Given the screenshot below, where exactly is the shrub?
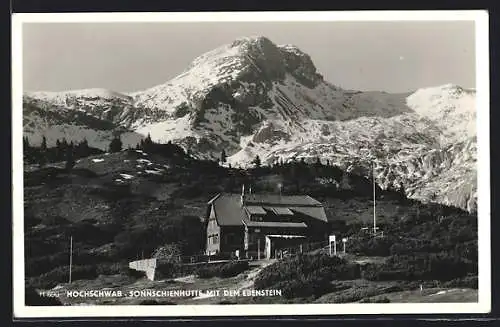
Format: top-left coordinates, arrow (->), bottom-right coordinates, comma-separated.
255,254 -> 354,290
325,287 -> 383,303
219,261 -> 249,278
25,252 -> 70,277
361,252 -> 477,282
196,266 -> 215,279
153,243 -> 182,262
443,275 -> 478,289
272,277 -> 334,299
196,261 -> 249,279
27,265 -> 99,290
96,262 -> 127,276
254,254 -> 358,299
121,267 -> 146,279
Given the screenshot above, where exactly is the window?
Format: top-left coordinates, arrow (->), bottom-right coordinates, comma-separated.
208,234 -> 219,245
250,214 -> 264,222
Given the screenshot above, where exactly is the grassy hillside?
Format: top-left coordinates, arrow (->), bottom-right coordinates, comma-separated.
23,147 -> 477,298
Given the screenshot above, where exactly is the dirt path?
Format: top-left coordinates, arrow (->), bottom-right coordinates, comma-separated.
190,259 -> 276,301
237,260 -> 276,291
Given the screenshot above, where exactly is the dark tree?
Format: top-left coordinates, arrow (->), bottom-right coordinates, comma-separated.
142,133 -> 154,152
40,136 -> 47,151
290,164 -> 300,192
37,152 -> 47,168
109,135 -> 123,153
398,184 -> 407,202
61,138 -> 68,151
252,155 -> 261,168
220,149 -> 227,163
23,136 -> 30,148
23,136 -> 34,162
315,156 -> 322,168
65,147 -> 76,171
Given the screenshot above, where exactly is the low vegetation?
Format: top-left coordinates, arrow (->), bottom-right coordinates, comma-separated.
196,261 -> 249,279
252,197 -> 477,301
23,137 -> 477,305
254,254 -> 359,299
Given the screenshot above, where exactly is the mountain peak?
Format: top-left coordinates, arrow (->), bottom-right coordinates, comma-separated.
229,35 -> 273,48
23,36 -> 477,212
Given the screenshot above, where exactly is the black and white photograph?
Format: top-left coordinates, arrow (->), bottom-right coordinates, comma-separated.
12,11 -> 490,317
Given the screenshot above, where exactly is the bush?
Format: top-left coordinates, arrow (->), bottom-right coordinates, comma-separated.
121,267 -> 146,279
325,287 -> 383,303
254,254 -> 358,299
153,243 -> 182,262
443,275 -> 478,289
96,262 -> 127,276
196,261 -> 249,279
27,265 -> 99,290
361,252 -> 477,282
219,261 -> 249,278
272,277 -> 334,299
255,254 -> 356,290
25,252 -> 70,277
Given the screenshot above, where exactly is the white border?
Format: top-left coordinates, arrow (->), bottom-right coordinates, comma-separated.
12,10 -> 490,318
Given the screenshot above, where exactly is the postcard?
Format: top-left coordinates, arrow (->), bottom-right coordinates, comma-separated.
12,10 -> 490,318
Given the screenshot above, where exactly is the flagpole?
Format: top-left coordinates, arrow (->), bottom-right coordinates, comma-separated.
69,236 -> 73,284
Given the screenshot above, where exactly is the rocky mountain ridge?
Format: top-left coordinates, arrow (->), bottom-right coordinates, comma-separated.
22,36 -> 477,212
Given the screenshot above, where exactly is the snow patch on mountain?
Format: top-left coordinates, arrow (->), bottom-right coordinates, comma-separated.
406,84 -> 476,144
133,114 -> 197,143
22,36 -> 477,211
25,88 -> 132,104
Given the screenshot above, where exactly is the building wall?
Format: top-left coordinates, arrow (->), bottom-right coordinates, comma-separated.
129,258 -> 157,281
220,226 -> 244,254
205,204 -> 221,255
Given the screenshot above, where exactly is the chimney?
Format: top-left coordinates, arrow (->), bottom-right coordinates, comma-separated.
241,184 -> 245,206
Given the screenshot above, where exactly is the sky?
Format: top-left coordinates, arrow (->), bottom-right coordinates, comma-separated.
22,21 -> 476,94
